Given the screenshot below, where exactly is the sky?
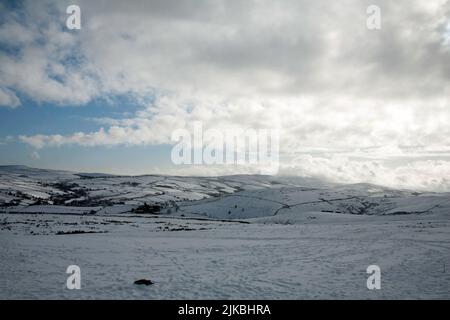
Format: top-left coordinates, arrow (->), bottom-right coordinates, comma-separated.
1,0 -> 450,191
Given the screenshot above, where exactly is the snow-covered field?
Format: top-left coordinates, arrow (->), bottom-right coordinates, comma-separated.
0,166 -> 449,299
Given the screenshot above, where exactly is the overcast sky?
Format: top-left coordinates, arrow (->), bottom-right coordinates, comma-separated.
1,0 -> 450,191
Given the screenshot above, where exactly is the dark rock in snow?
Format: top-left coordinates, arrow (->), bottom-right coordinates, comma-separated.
134,279 -> 154,286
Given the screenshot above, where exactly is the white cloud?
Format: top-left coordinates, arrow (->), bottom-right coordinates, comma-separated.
281,156 -> 450,192
2,0 -> 450,105
18,94 -> 450,191
3,0 -> 450,190
0,87 -> 20,108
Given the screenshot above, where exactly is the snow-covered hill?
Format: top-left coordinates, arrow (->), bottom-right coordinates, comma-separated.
1,165 -> 450,219
1,166 -> 450,299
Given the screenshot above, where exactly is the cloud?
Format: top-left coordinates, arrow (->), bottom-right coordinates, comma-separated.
0,87 -> 20,108
2,0 -> 450,104
281,155 -> 450,192
18,94 -> 450,191
3,0 -> 450,190
0,1 -> 99,105
19,94 -> 450,151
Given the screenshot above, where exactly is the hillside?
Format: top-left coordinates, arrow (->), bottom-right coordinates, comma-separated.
1,166 -> 449,220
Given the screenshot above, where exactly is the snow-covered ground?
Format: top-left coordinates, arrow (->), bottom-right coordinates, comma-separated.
0,166 -> 449,299
1,212 -> 449,299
